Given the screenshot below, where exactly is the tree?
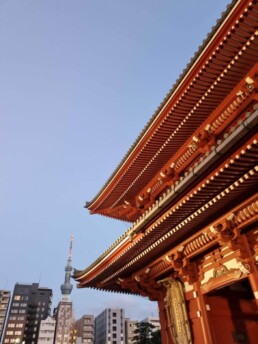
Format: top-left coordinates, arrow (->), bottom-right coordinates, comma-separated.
151,329 -> 161,344
132,322 -> 155,344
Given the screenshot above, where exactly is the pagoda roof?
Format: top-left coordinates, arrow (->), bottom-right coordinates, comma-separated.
74,0 -> 258,292
86,0 -> 258,222
75,107 -> 258,291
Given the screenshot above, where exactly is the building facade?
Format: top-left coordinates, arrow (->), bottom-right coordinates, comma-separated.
73,314 -> 94,344
54,301 -> 74,344
3,283 -> 52,344
0,290 -> 11,342
95,309 -> 125,344
37,315 -> 56,344
124,319 -> 137,344
74,1 -> 258,343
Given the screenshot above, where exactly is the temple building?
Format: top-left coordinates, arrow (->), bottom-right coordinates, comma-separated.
74,1 -> 258,343
54,236 -> 75,344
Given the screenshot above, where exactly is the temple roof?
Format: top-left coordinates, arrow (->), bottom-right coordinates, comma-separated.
75,106 -> 258,290
75,0 -> 258,292
86,0 -> 258,222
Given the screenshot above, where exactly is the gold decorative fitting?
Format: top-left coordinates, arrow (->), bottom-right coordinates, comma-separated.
245,76 -> 255,91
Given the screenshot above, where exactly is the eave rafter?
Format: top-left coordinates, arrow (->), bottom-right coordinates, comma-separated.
98,164 -> 258,289
116,195 -> 258,296
87,1 -> 258,221
75,128 -> 258,289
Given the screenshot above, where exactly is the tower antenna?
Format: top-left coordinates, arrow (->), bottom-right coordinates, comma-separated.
60,235 -> 74,300
69,235 -> 74,259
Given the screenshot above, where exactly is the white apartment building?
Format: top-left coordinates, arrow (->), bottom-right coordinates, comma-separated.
37,316 -> 56,344
141,316 -> 160,332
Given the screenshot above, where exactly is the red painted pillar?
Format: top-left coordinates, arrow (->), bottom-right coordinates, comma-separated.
193,282 -> 214,344
248,271 -> 258,308
242,234 -> 258,308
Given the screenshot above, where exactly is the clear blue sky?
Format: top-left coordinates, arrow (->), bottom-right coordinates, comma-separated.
1,0 -> 231,320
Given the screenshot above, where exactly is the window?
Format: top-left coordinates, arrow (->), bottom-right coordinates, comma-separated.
112,312 -> 116,317
14,295 -> 21,301
6,331 -> 14,335
113,333 -> 117,338
112,319 -> 116,324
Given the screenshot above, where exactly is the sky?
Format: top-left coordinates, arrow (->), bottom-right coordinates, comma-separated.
1,0 -> 231,320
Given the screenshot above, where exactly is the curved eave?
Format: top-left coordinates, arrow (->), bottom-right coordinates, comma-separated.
87,0 -> 258,219
75,108 -> 258,288
77,160 -> 258,290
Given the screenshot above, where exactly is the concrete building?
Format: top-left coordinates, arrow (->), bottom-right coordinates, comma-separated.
74,314 -> 94,344
124,319 -> 137,344
54,236 -> 75,344
37,315 -> 56,344
95,308 -> 125,344
0,290 -> 11,342
2,283 -> 52,344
